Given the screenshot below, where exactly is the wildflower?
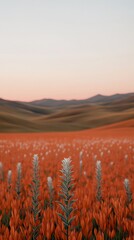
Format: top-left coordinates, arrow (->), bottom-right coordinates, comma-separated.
96,160 -> 102,201
31,154 -> 40,239
79,151 -> 83,175
47,176 -> 54,208
16,162 -> 22,197
7,170 -> 12,190
79,151 -> 83,161
93,155 -> 97,161
124,178 -> 132,204
124,154 -> 128,162
57,158 -> 76,240
0,162 -> 4,181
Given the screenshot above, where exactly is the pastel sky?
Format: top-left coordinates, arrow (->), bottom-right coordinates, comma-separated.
0,0 -> 134,101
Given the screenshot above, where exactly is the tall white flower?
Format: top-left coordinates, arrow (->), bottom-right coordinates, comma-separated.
47,176 -> 54,208
57,157 -> 76,240
96,160 -> 102,201
61,157 -> 72,173
80,160 -> 83,174
79,151 -> 83,175
16,162 -> 22,197
124,154 -> 128,160
33,154 -> 39,169
7,170 -> 12,190
79,151 -> 83,161
0,162 -> 4,181
124,178 -> 132,204
47,176 -> 53,192
31,154 -> 40,239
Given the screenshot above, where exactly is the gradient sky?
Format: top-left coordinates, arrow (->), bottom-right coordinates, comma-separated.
0,0 -> 134,101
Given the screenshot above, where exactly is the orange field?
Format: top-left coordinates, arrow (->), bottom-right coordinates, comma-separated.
0,126 -> 134,240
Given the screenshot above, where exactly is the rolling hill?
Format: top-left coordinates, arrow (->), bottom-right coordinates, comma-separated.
0,93 -> 134,132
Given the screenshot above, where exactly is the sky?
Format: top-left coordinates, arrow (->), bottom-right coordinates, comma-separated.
0,0 -> 134,101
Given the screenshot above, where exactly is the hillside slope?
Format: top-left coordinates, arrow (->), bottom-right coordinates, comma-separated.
0,93 -> 134,132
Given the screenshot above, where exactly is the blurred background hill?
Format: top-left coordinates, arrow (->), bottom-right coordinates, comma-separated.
0,93 -> 134,132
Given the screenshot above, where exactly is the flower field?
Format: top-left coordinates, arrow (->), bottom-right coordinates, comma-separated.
0,128 -> 134,240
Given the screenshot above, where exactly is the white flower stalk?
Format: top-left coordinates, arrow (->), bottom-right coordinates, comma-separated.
79,151 -> 83,175
47,176 -> 53,192
124,178 -> 132,204
16,162 -> 22,198
57,158 -> 76,240
96,160 -> 102,202
0,162 -> 4,181
93,155 -> 97,161
108,150 -> 110,154
47,176 -> 54,208
79,151 -> 83,161
110,161 -> 114,167
100,151 -> 103,157
79,160 -> 83,175
31,154 -> 40,240
124,154 -> 128,160
7,170 -> 12,190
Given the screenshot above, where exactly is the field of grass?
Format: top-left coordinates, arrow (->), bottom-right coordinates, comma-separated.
0,123 -> 133,239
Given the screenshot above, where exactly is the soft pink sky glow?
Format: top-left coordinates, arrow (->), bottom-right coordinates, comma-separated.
0,1 -> 134,101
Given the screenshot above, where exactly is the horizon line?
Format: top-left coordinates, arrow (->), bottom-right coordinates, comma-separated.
0,91 -> 134,103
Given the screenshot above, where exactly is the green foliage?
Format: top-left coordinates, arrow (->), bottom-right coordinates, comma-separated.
32,225 -> 40,240
1,210 -> 11,228
44,199 -> 49,210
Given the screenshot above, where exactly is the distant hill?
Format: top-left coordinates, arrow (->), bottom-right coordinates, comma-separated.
0,93 -> 134,132
31,93 -> 134,107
